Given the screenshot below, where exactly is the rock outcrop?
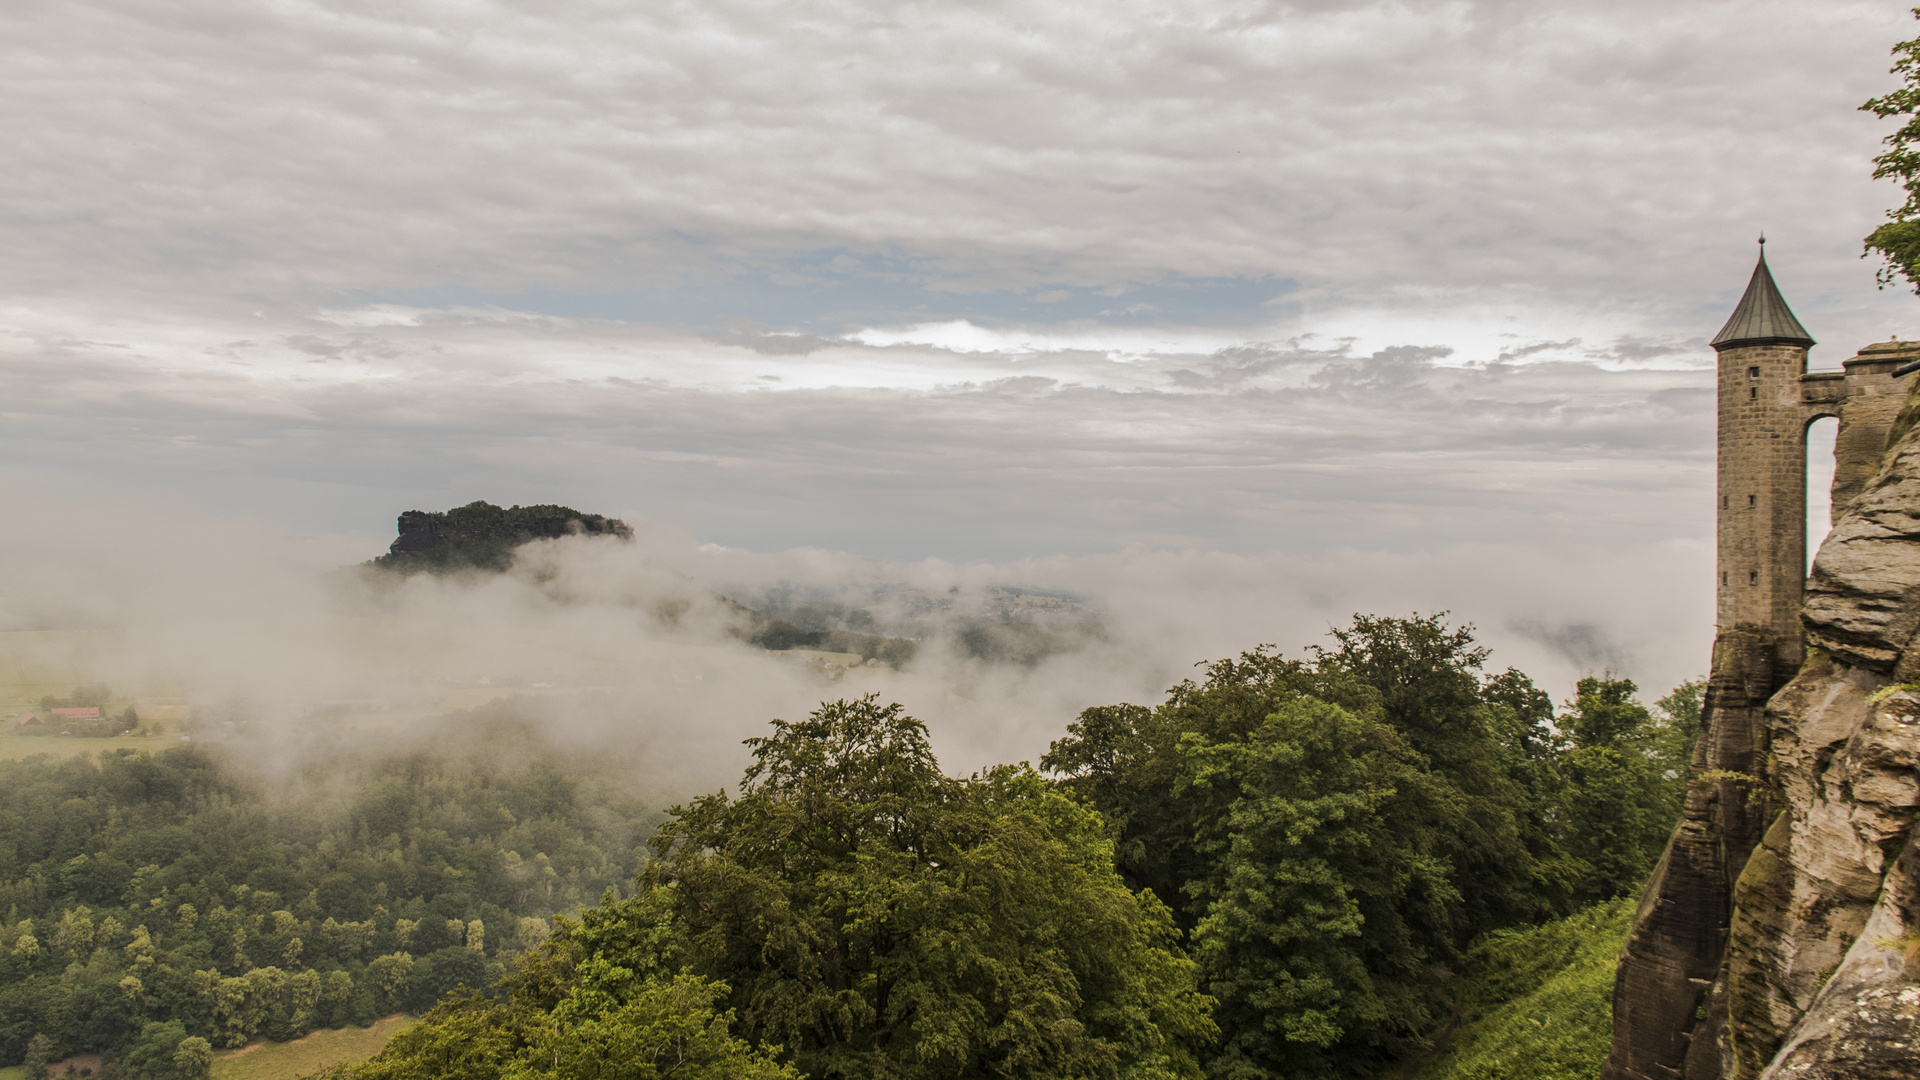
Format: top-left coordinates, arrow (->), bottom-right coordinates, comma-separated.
370,500 -> 634,573
1605,384 -> 1920,1078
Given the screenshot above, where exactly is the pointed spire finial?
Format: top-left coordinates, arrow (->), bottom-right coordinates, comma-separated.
1712,242 -> 1814,351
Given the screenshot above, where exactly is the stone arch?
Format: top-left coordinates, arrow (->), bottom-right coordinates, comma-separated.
1805,413 -> 1840,570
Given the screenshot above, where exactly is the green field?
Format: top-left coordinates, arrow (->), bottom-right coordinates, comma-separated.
0,1019 -> 410,1080
209,1016 -> 413,1080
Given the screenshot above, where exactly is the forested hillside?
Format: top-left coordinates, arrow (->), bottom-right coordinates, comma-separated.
0,711 -> 658,1066
4,615 -> 1697,1080
1041,614 -> 1694,1078
321,615 -> 1696,1080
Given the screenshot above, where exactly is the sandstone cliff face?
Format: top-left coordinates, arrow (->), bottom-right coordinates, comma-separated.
1606,389 -> 1920,1079
1725,413 -> 1920,1078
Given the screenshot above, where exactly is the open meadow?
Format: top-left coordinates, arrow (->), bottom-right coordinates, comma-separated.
207,1017 -> 412,1080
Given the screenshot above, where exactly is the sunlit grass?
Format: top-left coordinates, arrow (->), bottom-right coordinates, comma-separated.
1404,897 -> 1635,1080
209,1016 -> 413,1080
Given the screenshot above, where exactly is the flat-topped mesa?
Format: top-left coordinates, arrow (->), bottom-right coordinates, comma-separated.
371,500 -> 633,574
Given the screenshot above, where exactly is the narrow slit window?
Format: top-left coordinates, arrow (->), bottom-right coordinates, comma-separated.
1749,571 -> 1759,585
1748,366 -> 1761,379
1722,571 -> 1728,586
1751,387 -> 1758,399
1748,495 -> 1756,507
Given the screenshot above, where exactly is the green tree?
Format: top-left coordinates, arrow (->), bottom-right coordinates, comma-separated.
1652,679 -> 1705,786
528,975 -> 798,1080
21,1033 -> 51,1080
1183,698 -> 1457,1080
347,977 -> 794,1080
1553,677 -> 1674,905
1045,615 -> 1579,1080
171,1038 -> 212,1080
647,695 -> 1216,1080
124,1021 -> 190,1080
1865,9 -> 1920,291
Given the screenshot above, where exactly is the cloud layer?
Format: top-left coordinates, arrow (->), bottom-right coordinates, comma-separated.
1,0 -> 1902,729
4,0 -> 1913,338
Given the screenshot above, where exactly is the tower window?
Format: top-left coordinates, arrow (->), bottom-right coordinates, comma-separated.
1751,387 -> 1758,399
1722,571 -> 1728,586
1749,571 -> 1759,585
1748,495 -> 1756,507
1722,495 -> 1728,509
1748,366 -> 1761,379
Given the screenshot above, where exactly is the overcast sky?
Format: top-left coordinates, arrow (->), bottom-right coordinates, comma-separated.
3,0 -> 1916,702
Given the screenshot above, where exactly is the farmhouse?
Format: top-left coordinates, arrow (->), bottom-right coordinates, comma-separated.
49,706 -> 101,721
14,712 -> 43,729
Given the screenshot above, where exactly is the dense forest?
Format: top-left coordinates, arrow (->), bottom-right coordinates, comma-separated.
3,614 -> 1698,1080
0,711 -> 659,1070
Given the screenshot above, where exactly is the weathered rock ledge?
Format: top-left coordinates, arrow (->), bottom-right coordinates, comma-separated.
1604,387 -> 1920,1079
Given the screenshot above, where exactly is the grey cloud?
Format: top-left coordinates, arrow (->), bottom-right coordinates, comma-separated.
0,483 -> 1713,782
0,316 -> 1713,562
1589,336 -> 1706,364
1308,345 -> 1454,394
0,0 -> 1910,336
1506,619 -> 1639,680
1164,342 -> 1333,389
1496,338 -> 1583,363
699,326 -> 839,355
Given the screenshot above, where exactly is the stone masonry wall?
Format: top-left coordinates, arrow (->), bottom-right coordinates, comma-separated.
1717,342 -> 1813,684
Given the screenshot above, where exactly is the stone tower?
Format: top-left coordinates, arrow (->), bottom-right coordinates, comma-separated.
1711,241 -> 1817,686
1710,242 -> 1920,687
1601,248 -> 1920,1080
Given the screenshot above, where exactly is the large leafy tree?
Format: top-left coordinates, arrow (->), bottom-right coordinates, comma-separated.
1044,615 -> 1571,1080
333,864 -> 795,1080
1183,698 -> 1456,1080
646,695 -> 1216,1080
1552,677 -> 1686,906
1863,9 -> 1920,290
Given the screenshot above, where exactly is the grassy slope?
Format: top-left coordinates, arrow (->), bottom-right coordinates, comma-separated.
209,1017 -> 413,1080
1405,897 -> 1635,1080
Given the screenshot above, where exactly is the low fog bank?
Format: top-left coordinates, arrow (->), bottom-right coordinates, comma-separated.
0,488 -> 1712,793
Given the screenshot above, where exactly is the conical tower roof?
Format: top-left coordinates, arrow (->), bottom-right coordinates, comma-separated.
1711,242 -> 1815,350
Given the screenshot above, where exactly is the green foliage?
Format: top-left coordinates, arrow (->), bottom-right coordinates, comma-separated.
20,1035 -> 49,1080
0,715 -> 658,1063
1185,699 -> 1456,1079
1044,615 -> 1698,1080
1863,10 -> 1920,291
1555,677 -> 1689,906
171,1038 -> 211,1080
341,975 -> 793,1080
1404,898 -> 1635,1080
1652,679 -> 1704,781
125,1022 -> 195,1080
647,694 -> 1216,1080
724,599 -> 920,669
